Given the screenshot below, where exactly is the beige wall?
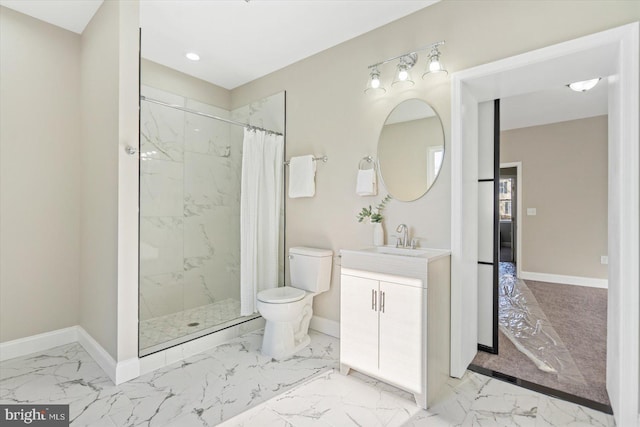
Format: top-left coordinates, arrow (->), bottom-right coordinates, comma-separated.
0,7 -> 81,342
1,0 -> 636,344
116,0 -> 141,363
230,0 -> 638,322
142,59 -> 231,109
80,0 -> 140,360
501,116 -> 608,280
80,0 -> 120,358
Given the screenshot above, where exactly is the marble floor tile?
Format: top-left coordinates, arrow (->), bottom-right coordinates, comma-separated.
535,396 -> 615,427
221,368 -> 616,427
1,328 -> 617,427
1,330 -> 337,427
0,343 -> 131,427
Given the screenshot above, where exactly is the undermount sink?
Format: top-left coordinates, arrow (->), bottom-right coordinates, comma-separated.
340,246 -> 451,278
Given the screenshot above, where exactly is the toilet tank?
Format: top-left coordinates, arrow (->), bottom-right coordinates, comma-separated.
289,247 -> 333,293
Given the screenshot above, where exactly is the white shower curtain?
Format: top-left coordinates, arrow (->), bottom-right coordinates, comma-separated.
240,128 -> 284,316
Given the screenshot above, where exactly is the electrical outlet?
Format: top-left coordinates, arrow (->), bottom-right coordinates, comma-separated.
601,256 -> 608,265
527,208 -> 537,216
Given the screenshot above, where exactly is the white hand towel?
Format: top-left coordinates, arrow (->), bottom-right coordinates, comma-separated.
288,155 -> 316,198
356,168 -> 377,196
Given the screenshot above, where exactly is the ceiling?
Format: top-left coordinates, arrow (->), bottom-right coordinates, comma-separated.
0,0 -> 103,33
501,79 -> 608,130
1,0 -> 607,127
139,1 -> 438,89
1,0 -> 437,89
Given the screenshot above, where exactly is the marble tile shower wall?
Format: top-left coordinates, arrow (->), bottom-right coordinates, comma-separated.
140,86 -> 242,321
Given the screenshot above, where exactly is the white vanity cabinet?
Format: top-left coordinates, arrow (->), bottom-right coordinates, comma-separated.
340,269 -> 426,406
339,248 -> 451,410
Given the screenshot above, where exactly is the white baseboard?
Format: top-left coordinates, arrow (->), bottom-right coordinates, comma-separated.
76,326 -> 117,383
309,315 -> 340,338
115,357 -> 141,384
520,271 -> 608,289
0,326 -> 78,362
76,326 -> 140,385
0,326 -> 139,385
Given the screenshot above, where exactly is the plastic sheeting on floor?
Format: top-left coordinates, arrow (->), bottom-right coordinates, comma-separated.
499,263 -> 587,385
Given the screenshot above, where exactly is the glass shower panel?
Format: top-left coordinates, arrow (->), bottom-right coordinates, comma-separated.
138,86 -> 285,356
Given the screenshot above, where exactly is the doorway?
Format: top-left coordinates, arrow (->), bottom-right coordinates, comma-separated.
498,170 -> 516,265
450,22 -> 639,425
472,111 -> 610,411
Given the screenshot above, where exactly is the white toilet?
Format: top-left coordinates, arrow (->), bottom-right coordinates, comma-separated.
257,247 -> 332,359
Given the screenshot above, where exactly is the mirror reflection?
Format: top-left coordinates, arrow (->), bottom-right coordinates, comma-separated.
378,99 -> 444,202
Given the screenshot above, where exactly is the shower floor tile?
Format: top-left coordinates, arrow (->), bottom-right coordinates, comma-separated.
140,298 -> 245,351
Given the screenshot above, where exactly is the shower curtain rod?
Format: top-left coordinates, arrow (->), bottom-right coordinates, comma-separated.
140,95 -> 283,136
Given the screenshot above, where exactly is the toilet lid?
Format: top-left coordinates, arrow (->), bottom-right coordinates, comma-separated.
257,287 -> 306,304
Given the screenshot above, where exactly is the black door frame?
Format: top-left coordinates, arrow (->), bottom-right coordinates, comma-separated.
477,99 -> 500,355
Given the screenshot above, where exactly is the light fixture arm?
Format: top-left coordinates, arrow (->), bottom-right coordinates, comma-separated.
367,41 -> 445,69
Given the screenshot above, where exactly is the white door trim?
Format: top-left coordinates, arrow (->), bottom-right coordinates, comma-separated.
451,22 -> 639,425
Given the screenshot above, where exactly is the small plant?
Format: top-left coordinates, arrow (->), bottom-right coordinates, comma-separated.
356,195 -> 391,224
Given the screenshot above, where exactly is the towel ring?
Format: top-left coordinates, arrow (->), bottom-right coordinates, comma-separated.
358,156 -> 375,170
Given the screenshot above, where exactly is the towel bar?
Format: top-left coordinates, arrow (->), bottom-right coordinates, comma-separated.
284,155 -> 328,166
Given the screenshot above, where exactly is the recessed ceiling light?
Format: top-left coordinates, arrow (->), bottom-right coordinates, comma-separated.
185,52 -> 200,61
568,78 -> 601,92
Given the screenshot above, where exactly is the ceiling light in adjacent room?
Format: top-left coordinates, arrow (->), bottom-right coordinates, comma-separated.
568,78 -> 601,92
186,52 -> 200,61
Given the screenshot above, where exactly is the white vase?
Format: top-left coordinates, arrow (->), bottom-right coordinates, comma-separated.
372,222 -> 384,246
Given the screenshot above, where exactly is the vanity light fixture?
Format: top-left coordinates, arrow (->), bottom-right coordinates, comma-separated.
185,52 -> 200,61
365,41 -> 446,95
568,77 -> 601,92
391,54 -> 417,88
365,66 -> 386,95
423,43 -> 447,76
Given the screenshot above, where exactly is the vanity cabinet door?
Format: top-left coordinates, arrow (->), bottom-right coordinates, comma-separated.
378,281 -> 425,393
340,274 -> 379,375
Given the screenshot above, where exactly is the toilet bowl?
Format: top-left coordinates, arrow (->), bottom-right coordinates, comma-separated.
257,247 -> 332,359
257,287 -> 314,359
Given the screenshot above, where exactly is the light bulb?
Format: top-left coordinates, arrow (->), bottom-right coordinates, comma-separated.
398,69 -> 408,81
365,69 -> 385,95
185,52 -> 200,61
568,78 -> 601,92
429,58 -> 441,72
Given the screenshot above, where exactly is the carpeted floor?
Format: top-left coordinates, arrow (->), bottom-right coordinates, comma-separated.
472,275 -> 609,406
500,246 -> 513,262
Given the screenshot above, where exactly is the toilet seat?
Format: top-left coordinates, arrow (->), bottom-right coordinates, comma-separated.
258,287 -> 306,304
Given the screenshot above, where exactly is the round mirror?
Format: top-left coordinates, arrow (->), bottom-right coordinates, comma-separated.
377,99 -> 444,202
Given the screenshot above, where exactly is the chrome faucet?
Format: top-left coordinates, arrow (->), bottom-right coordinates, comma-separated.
396,224 -> 408,248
